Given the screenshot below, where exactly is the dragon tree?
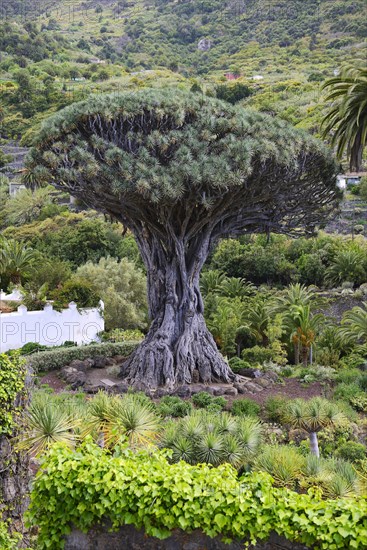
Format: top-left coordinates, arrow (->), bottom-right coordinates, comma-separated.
27,90 -> 340,388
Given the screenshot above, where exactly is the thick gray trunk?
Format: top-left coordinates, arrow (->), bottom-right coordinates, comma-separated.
122,241 -> 234,389
309,432 -> 320,457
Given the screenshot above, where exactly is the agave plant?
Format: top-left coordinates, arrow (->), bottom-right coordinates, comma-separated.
17,395 -> 78,456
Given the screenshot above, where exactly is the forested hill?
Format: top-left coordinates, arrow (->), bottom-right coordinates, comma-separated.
0,0 -> 366,143
1,0 -> 366,72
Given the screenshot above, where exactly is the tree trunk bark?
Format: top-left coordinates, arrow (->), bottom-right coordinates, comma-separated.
302,345 -> 309,367
309,432 -> 320,457
121,234 -> 235,389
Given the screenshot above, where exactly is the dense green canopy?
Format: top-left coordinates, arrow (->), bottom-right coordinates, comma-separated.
27,89 -> 340,388
28,89 -> 339,238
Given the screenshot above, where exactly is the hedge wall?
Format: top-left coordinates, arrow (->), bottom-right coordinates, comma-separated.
25,341 -> 138,372
28,441 -> 367,550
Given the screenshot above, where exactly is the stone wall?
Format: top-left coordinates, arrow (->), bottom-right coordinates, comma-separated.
65,524 -> 309,550
0,301 -> 104,352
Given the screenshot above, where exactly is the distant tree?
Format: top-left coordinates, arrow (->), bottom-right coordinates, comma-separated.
76,257 -> 147,330
322,64 -> 367,171
27,90 -> 339,388
215,82 -> 252,104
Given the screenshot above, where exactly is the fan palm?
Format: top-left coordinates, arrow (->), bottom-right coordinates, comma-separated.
0,239 -> 39,285
283,398 -> 344,457
322,64 -> 367,171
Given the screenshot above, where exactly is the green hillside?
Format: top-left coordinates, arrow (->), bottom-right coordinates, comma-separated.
0,0 -> 366,142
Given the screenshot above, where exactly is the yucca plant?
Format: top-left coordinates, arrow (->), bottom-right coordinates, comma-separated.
283,398 -> 344,457
17,396 -> 78,456
254,445 -> 305,489
160,411 -> 262,468
106,394 -> 161,449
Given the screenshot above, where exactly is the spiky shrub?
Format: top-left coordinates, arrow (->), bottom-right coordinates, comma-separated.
27,89 -> 340,389
17,393 -> 79,456
83,391 -> 160,449
160,411 -> 262,468
254,445 -> 305,489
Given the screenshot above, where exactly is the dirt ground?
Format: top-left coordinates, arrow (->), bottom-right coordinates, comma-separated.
38,369 -> 327,405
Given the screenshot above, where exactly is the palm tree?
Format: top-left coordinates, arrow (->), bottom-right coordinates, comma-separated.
289,304 -> 325,366
322,64 -> 367,171
3,186 -> 54,226
0,239 -> 39,285
283,398 -> 344,457
325,248 -> 366,287
340,303 -> 367,344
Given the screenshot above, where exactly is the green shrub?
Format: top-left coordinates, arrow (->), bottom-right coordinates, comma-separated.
26,341 -> 138,372
228,357 -> 252,373
335,369 -> 362,385
101,329 -> 145,343
20,342 -> 48,354
242,345 -> 274,365
231,398 -> 260,417
333,383 -> 361,402
191,392 -> 227,410
358,374 -> 367,391
349,394 -> 367,412
28,442 -> 367,550
157,396 -> 192,418
51,277 -> 100,309
264,396 -> 288,423
336,442 -> 366,463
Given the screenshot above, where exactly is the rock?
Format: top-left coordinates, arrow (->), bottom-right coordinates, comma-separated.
238,368 -> 262,379
60,366 -> 78,380
244,381 -> 262,393
174,385 -> 192,398
69,359 -> 91,372
111,355 -> 127,365
70,372 -> 86,389
155,388 -> 170,398
257,378 -> 272,388
114,382 -> 129,394
265,371 -> 279,382
224,387 -> 238,396
100,378 -> 117,388
213,387 -> 226,396
84,383 -> 105,394
233,383 -> 247,394
92,356 -> 109,368
198,38 -> 212,51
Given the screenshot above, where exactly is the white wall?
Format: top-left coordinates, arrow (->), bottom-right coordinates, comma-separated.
0,301 -> 104,353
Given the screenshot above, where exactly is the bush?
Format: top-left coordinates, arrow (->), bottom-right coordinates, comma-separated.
358,374 -> 367,391
333,383 -> 361,402
231,398 -> 260,417
51,277 -> 100,309
242,345 -> 274,365
336,442 -> 366,463
28,442 -> 367,550
101,329 -> 145,343
25,341 -> 138,372
20,342 -> 48,355
157,396 -> 192,418
264,396 -> 288,423
350,394 -> 367,412
192,392 -> 227,410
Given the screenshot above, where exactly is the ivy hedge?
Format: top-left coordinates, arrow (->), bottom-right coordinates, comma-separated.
28,441 -> 367,550
0,352 -> 26,435
25,341 -> 139,372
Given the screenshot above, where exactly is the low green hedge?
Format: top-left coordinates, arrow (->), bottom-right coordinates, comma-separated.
25,341 -> 139,372
28,441 -> 367,549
